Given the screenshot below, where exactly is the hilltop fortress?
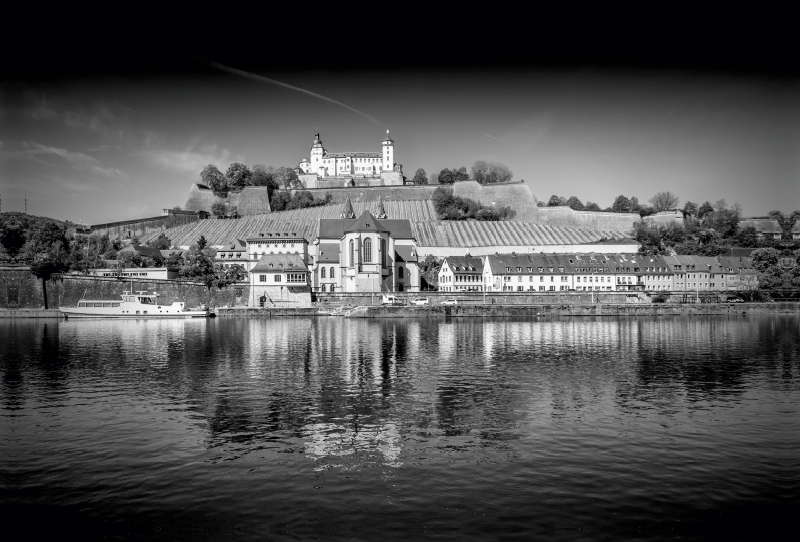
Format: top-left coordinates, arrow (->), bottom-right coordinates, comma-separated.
177,130 -> 643,236
296,131 -> 404,188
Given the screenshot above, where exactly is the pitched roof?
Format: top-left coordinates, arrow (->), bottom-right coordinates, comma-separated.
317,243 -> 340,263
119,245 -> 164,258
318,217 -> 414,239
250,253 -> 307,273
345,211 -> 388,233
740,218 -> 782,234
443,256 -> 484,273
395,245 -> 417,262
219,239 -> 247,252
341,196 -> 355,219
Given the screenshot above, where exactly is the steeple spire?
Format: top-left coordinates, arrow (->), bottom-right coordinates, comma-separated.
376,197 -> 387,219
341,196 -> 355,219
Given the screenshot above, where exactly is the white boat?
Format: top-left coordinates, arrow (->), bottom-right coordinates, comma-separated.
59,291 -> 209,319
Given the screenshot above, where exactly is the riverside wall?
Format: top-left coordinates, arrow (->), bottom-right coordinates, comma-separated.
343,303 -> 800,318
0,273 -> 252,309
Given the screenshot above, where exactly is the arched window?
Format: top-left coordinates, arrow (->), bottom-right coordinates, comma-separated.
321,284 -> 326,292
349,240 -> 354,268
330,267 -> 335,278
330,285 -> 335,292
321,267 -> 326,279
398,266 -> 404,279
381,239 -> 386,268
364,238 -> 372,263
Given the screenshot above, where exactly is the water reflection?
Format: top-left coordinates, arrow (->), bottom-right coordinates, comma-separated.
2,315 -> 799,540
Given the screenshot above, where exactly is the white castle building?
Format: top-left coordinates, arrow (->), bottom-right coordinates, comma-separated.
295,131 -> 404,189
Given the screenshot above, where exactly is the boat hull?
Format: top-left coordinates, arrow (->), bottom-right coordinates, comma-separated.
59,308 -> 208,319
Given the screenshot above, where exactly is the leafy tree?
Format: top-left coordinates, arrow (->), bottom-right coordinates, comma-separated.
611,195 -> 632,213
455,167 -> 469,182
649,191 -> 680,212
201,164 -> 227,196
585,202 -> 601,211
211,202 -> 227,218
225,162 -> 252,192
536,200 -> 546,207
683,201 -> 698,217
146,233 -> 172,250
634,222 -> 687,256
438,168 -> 455,184
565,196 -> 584,211
471,160 -> 513,184
547,195 -> 562,206
23,222 -> 71,308
179,238 -> 217,289
165,252 -> 184,269
116,250 -> 144,269
213,264 -> 247,290
697,201 -> 714,219
412,168 -> 428,185
751,247 -> 783,290
431,187 -> 511,221
714,199 -> 728,212
270,191 -> 292,212
0,219 -> 26,257
733,226 -> 759,247
273,167 -> 301,190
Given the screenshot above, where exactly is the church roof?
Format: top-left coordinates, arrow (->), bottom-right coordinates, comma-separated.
317,243 -> 340,263
345,211 -> 388,233
341,196 -> 355,219
395,245 -> 417,262
318,216 -> 414,239
250,253 -> 307,273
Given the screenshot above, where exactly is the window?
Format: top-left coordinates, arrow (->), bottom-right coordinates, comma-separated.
287,273 -> 305,283
398,266 -> 404,279
321,267 -> 326,279
381,239 -> 386,267
330,267 -> 335,278
349,240 -> 355,268
321,284 -> 326,292
259,275 -> 266,283
364,238 -> 372,263
540,276 -> 544,282
274,275 -> 281,282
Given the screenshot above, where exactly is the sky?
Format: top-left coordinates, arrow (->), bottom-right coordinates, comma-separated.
2,42 -> 798,225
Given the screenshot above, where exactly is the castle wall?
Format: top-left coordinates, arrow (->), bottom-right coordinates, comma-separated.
535,206 -> 640,233
183,184 -> 273,216
416,243 -> 639,258
452,181 -> 539,221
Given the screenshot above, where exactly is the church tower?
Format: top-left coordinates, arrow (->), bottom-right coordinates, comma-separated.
381,130 -> 394,171
310,132 -> 325,175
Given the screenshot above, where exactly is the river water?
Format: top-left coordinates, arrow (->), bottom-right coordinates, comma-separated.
1,315 -> 799,541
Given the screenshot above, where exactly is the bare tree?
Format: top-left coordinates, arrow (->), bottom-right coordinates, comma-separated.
648,191 -> 680,212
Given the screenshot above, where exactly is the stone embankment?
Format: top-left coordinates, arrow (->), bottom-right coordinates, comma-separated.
341,303 -> 800,318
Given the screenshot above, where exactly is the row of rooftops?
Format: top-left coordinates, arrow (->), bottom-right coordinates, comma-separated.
443,253 -> 758,276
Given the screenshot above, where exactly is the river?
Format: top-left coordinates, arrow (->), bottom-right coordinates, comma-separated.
2,315 -> 799,541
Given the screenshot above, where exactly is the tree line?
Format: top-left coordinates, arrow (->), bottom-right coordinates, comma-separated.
0,215 -> 245,307
431,187 -> 514,221
409,161 -> 515,186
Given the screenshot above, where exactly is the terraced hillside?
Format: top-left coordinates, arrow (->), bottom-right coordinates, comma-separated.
140,200 -> 632,251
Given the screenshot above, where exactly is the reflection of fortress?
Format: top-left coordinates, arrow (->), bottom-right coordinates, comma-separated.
296,131 -> 404,189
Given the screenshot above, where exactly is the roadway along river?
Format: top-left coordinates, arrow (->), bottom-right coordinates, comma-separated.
2,315 -> 799,541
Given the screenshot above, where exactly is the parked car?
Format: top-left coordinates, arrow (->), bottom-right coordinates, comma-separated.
441,298 -> 458,306
727,297 -> 745,303
381,294 -> 404,306
410,297 -> 430,306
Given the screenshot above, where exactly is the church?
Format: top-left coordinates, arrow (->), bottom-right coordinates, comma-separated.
311,197 -> 419,293
296,131 -> 404,189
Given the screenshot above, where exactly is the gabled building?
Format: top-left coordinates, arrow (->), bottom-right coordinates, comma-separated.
638,255 -> 673,291
662,255 -> 726,291
739,218 -> 783,240
438,256 -> 484,292
215,239 -> 249,270
718,256 -> 758,291
246,231 -> 308,272
249,253 -> 311,308
311,198 -> 419,293
605,253 -> 645,291
483,253 -> 583,292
